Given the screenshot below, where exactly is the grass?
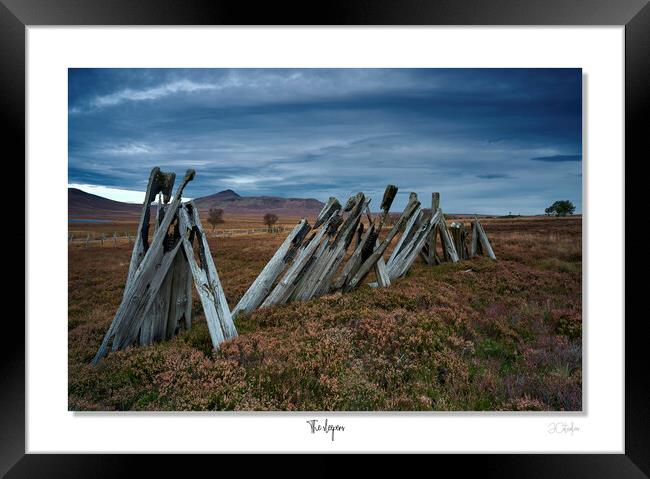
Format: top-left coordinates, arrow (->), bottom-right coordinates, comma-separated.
68,215 -> 582,411
68,213 -> 310,238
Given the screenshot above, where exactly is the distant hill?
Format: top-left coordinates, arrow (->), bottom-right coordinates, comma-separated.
68,187 -> 325,219
195,189 -> 241,203
193,190 -> 324,217
68,188 -> 141,218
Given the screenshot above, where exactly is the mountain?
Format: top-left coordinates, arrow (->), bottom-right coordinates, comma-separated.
193,190 -> 325,217
68,188 -> 141,218
195,189 -> 241,202
68,187 -> 325,219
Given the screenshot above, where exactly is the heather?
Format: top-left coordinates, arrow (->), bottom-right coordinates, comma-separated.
68,216 -> 582,411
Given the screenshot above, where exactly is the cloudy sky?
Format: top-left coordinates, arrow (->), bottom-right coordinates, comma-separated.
68,68 -> 582,214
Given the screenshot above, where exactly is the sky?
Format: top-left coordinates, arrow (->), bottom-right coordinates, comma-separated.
68,68 -> 582,214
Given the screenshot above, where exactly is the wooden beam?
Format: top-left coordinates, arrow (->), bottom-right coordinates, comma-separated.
374,238 -> 391,287
314,197 -> 342,228
232,218 -> 311,318
112,239 -> 184,352
295,193 -> 366,299
431,192 -> 440,212
336,185 -> 397,290
138,199 -> 169,345
450,222 -> 466,260
474,217 -> 497,260
387,207 -> 423,267
125,167 -> 176,289
332,214 -> 375,290
388,209 -> 442,280
470,221 -> 479,257
179,202 -> 238,348
91,169 -> 194,365
290,230 -> 335,301
138,253 -> 175,345
165,247 -> 193,338
345,192 -> 421,291
437,209 -> 460,263
261,210 -> 342,308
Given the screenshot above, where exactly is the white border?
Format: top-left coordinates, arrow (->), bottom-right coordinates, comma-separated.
26,27 -> 624,453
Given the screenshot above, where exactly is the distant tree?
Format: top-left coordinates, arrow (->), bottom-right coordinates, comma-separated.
545,200 -> 576,217
263,213 -> 279,232
207,208 -> 225,231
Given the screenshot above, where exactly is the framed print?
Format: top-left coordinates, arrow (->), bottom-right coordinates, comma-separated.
5,0 -> 648,474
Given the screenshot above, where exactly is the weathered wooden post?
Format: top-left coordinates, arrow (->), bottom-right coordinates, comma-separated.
473,217 -> 496,260
387,209 -> 442,280
125,167 -> 176,289
92,169 -> 194,365
470,221 -> 485,257
450,222 -> 466,260
333,185 -> 396,291
346,192 -> 420,291
232,218 -> 312,318
262,197 -> 349,307
387,208 -> 422,266
179,201 -> 238,344
93,175 -> 496,365
426,192 -> 440,264
437,211 -> 460,263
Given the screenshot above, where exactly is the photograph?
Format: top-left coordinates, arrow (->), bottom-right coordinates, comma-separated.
67,67 -> 583,412
6,0 -> 644,470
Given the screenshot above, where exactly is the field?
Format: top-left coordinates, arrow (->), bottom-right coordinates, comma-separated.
68,215 -> 582,411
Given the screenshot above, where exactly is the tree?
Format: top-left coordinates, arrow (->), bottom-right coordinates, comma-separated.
207,208 -> 225,231
263,213 -> 279,232
545,200 -> 576,217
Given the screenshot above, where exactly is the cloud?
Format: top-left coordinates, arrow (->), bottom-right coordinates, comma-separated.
70,70 -> 425,114
530,154 -> 581,162
68,68 -> 583,215
476,174 -> 513,179
90,80 -> 222,109
98,143 -> 155,155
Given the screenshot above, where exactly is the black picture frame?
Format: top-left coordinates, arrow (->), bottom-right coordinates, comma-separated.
5,0 -> 648,475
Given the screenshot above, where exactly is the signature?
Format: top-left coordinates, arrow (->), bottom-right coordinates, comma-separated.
306,419 -> 345,441
548,421 -> 580,435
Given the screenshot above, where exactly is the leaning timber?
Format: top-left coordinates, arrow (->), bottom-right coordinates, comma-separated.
92,168 -> 239,365
346,192 -> 421,291
387,207 -> 423,267
474,217 -> 496,260
92,169 -> 195,365
297,193 -> 365,299
125,168 -> 176,289
261,210 -> 342,308
93,172 -> 498,363
232,218 -> 312,318
164,247 -> 193,336
178,202 -> 237,348
450,222 -> 470,260
437,210 -> 460,263
287,199 -> 346,301
426,193 -> 440,264
388,209 -> 442,280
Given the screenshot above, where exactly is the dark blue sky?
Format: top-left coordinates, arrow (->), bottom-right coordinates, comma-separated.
68,68 -> 582,214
